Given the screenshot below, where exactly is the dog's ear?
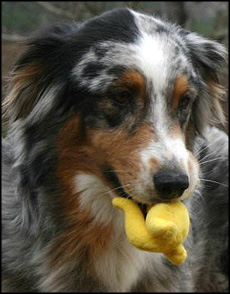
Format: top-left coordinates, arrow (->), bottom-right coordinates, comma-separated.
3,24 -> 77,124
183,31 -> 228,134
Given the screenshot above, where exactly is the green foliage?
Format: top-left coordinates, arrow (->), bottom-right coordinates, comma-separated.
2,2 -> 57,35
189,19 -> 215,37
2,2 -> 228,39
2,124 -> 7,138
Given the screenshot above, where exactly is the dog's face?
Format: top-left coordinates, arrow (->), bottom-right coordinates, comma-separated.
67,38 -> 200,203
5,9 -> 226,208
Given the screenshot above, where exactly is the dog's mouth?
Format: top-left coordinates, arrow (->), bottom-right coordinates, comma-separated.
115,188 -> 149,218
118,193 -> 172,218
113,187 -> 149,217
136,202 -> 148,218
102,165 -> 177,217
102,166 -> 153,218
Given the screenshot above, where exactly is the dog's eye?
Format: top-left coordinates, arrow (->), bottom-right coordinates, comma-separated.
177,94 -> 193,126
112,91 -> 131,105
178,95 -> 190,110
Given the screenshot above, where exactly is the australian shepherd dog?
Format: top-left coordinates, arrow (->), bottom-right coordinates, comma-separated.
2,8 -> 228,292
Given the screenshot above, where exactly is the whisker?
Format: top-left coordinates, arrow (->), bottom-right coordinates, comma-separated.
196,152 -> 212,162
200,178 -> 228,188
199,157 -> 227,165
192,189 -> 207,207
104,170 -> 127,174
101,183 -> 131,197
194,140 -> 219,157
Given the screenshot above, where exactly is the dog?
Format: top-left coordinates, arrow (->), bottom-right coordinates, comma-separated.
2,8 -> 228,292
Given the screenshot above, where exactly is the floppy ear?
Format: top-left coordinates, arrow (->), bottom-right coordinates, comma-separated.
184,32 -> 228,134
3,24 -> 77,124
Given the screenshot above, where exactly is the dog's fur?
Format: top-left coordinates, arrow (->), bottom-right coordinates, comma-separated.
2,8 -> 228,292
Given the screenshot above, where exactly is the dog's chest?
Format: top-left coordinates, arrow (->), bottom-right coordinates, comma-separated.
94,236 -> 154,291
93,214 -> 158,292
76,177 -> 161,291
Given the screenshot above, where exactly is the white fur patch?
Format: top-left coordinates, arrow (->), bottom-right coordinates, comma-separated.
94,237 -> 159,292
135,33 -> 170,92
74,173 -> 116,224
138,137 -> 199,202
74,173 -> 164,291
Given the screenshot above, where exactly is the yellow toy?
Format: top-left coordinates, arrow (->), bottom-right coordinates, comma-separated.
112,197 -> 190,265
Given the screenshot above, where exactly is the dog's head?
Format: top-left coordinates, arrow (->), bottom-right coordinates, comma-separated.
4,9 -> 227,208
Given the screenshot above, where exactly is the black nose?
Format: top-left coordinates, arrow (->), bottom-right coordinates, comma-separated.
153,169 -> 189,199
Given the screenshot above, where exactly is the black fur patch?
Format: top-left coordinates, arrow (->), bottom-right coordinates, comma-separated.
75,8 -> 138,44
82,62 -> 107,79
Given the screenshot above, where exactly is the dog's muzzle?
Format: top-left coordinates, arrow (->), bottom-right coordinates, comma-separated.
153,169 -> 189,200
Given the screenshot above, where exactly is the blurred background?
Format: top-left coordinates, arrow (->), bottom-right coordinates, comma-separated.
2,1 -> 228,134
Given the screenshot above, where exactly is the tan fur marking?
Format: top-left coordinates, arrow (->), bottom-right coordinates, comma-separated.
206,80 -> 226,125
54,115 -> 113,268
120,70 -> 145,90
170,124 -> 185,139
49,203 -> 112,269
55,114 -> 156,267
56,115 -> 155,195
149,157 -> 161,173
3,63 -> 44,119
117,70 -> 146,103
172,75 -> 188,111
149,157 -> 158,165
